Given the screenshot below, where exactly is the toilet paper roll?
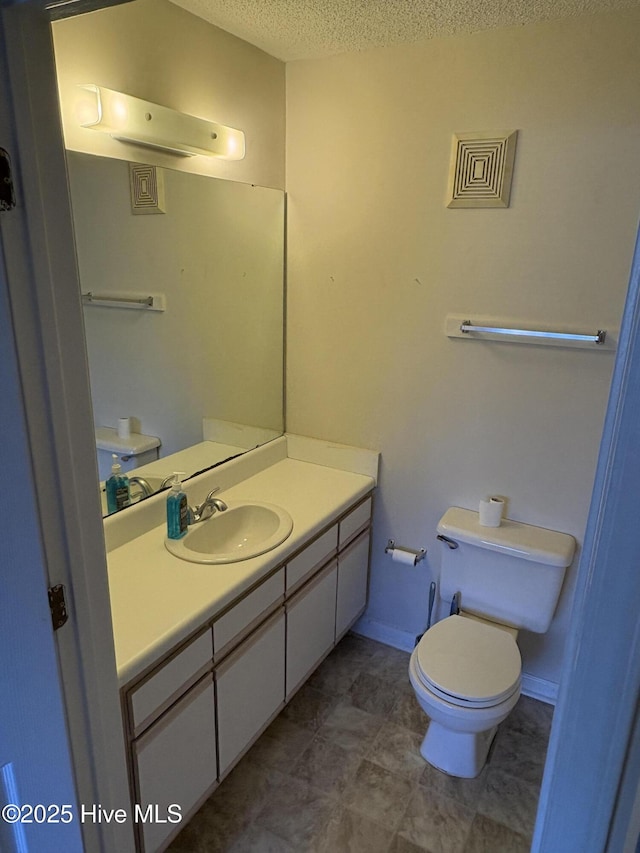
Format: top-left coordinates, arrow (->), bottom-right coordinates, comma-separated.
117,417 -> 131,440
479,497 -> 504,527
391,548 -> 418,567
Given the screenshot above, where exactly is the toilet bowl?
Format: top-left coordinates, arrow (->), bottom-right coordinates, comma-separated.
409,614 -> 521,777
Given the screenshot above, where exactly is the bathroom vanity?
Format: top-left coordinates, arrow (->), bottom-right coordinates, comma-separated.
104,435 -> 378,853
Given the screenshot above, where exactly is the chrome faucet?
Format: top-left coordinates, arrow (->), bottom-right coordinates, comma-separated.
189,487 -> 228,524
129,476 -> 154,501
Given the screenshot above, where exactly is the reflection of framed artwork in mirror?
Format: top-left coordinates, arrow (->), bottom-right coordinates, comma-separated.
129,163 -> 166,215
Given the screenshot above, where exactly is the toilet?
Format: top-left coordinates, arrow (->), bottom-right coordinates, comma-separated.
409,506 -> 575,778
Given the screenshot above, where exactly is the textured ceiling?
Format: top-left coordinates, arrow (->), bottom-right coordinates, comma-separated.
169,0 -> 640,61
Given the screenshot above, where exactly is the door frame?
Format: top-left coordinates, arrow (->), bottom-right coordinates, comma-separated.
0,2 -> 134,850
532,225 -> 640,852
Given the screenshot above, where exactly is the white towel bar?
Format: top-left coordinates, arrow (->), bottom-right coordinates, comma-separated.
82,291 -> 165,312
445,315 -> 613,350
461,321 -> 605,345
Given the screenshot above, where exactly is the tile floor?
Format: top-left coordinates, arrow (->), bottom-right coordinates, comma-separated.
168,633 -> 552,852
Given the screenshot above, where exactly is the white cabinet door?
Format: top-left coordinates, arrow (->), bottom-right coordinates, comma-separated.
286,561 -> 338,699
336,530 -> 370,641
214,569 -> 284,655
130,629 -> 213,735
286,525 -> 337,591
216,610 -> 285,777
339,497 -> 372,547
135,676 -> 216,853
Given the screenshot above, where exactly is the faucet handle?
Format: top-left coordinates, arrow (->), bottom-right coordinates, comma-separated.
205,487 -> 221,500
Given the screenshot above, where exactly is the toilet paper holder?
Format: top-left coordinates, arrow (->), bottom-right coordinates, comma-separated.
385,539 -> 427,564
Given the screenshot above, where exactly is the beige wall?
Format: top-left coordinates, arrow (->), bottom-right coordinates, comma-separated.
286,9 -> 640,688
52,0 -> 285,188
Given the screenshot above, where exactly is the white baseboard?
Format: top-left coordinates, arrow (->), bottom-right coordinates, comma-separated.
520,673 -> 558,705
352,617 -> 558,706
352,617 -> 417,653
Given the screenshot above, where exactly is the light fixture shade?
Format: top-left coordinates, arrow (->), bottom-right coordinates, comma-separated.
77,85 -> 245,160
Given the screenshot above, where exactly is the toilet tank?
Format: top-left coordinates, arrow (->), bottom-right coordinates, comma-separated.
437,507 -> 576,633
95,427 -> 161,481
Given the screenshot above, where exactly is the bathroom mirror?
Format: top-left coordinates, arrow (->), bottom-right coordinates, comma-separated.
66,151 -> 285,515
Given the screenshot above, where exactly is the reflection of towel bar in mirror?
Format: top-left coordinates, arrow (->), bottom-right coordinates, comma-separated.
82,291 -> 165,311
446,315 -> 612,350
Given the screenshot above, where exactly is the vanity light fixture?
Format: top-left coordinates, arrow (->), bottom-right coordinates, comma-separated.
76,85 -> 245,160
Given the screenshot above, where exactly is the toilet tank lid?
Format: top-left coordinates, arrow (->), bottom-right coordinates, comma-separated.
437,507 -> 576,568
95,427 -> 161,456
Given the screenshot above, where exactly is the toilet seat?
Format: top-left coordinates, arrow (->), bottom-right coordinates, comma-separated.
414,615 -> 521,709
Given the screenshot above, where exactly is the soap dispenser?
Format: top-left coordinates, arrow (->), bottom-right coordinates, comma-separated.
167,472 -> 189,540
106,454 -> 131,513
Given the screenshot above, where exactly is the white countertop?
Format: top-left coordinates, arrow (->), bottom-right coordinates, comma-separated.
107,455 -> 375,687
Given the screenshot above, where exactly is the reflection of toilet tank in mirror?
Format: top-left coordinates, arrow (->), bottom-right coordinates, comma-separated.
409,507 -> 575,778
95,426 -> 160,481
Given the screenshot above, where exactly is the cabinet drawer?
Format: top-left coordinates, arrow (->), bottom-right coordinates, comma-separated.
336,530 -> 370,640
286,560 -> 338,699
339,497 -> 372,548
216,609 -> 285,776
130,630 -> 213,734
214,568 -> 284,656
286,525 -> 338,591
135,675 -> 216,853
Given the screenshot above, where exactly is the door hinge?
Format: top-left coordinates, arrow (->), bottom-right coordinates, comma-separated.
0,149 -> 16,212
48,584 -> 68,631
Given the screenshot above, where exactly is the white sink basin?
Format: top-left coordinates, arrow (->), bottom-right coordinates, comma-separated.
164,501 -> 293,564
